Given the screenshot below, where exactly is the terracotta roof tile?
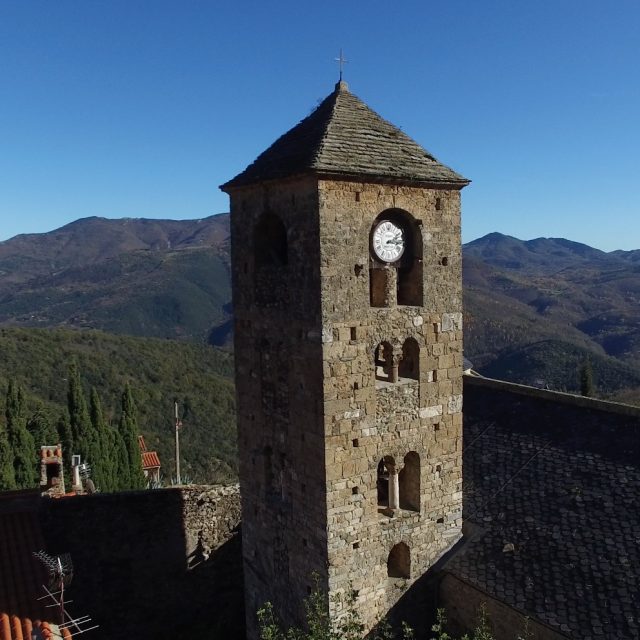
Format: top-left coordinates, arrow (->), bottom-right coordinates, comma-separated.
221,81 -> 469,190
141,451 -> 161,470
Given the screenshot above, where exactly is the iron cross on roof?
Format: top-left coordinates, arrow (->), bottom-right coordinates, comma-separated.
335,49 -> 348,81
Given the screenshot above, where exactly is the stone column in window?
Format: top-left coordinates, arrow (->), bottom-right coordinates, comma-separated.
388,468 -> 400,511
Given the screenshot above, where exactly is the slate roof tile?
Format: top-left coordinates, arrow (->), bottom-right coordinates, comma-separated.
221,82 -> 469,190
452,377 -> 640,640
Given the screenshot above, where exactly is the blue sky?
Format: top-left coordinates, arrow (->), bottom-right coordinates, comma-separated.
1,0 -> 638,250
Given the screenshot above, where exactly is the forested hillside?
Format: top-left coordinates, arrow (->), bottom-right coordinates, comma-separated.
0,215 -> 232,342
0,327 -> 236,483
1,215 -> 639,456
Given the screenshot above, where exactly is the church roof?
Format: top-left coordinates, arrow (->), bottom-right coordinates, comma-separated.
221,81 -> 469,190
452,376 -> 640,640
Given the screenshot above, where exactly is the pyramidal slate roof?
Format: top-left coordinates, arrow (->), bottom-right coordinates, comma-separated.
221,81 -> 469,190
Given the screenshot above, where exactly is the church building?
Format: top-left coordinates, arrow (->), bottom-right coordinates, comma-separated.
221,79 -> 469,635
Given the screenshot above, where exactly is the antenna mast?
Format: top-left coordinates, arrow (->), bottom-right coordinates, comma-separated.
34,550 -> 99,637
175,401 -> 181,485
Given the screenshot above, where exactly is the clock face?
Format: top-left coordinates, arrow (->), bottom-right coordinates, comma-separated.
372,220 -> 405,262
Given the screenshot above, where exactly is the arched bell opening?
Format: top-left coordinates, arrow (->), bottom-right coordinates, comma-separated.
387,542 -> 411,579
368,209 -> 423,307
376,456 -> 396,508
374,342 -> 395,383
253,212 -> 289,306
398,337 -> 419,381
399,451 -> 420,512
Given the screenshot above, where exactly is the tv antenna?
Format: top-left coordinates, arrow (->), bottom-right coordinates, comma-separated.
33,550 -> 99,637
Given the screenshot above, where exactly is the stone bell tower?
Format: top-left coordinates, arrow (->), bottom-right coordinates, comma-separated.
221,80 -> 469,637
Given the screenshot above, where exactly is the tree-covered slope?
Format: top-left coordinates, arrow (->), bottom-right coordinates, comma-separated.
0,327 -> 236,483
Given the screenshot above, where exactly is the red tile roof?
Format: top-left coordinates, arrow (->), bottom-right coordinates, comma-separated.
141,451 -> 161,470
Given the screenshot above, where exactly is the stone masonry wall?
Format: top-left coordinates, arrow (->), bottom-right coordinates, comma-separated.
318,179 -> 464,630
229,176 -> 331,637
228,174 -> 465,637
41,485 -> 242,640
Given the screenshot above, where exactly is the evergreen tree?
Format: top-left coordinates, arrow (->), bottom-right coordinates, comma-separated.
89,387 -> 111,492
579,359 -> 595,397
5,380 -> 37,488
67,362 -> 100,476
56,412 -> 74,478
111,427 -> 131,491
0,419 -> 16,491
27,405 -> 59,448
118,383 -> 146,490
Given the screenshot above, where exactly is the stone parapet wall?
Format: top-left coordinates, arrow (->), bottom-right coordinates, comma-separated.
40,484 -> 243,640
466,374 -> 640,417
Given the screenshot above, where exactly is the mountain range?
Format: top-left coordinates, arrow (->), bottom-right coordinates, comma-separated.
1,216 -> 639,403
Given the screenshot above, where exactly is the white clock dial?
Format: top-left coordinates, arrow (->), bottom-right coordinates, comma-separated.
372,220 -> 405,262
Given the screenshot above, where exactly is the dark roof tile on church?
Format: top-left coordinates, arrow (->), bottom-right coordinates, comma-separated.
221,81 -> 469,190
454,376 -> 640,640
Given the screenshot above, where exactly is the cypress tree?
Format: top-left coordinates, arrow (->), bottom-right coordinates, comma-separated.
118,383 -> 146,490
89,387 -> 111,492
56,413 -> 74,479
5,380 -> 37,488
27,405 -> 59,448
111,427 -> 131,491
579,359 -> 595,397
0,419 -> 16,490
67,362 -> 100,478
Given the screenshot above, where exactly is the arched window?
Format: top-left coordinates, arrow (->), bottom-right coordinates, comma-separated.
374,342 -> 394,383
253,213 -> 288,306
398,337 -> 419,380
399,452 -> 420,512
387,542 -> 410,579
254,212 -> 288,267
376,456 -> 395,507
369,209 -> 423,307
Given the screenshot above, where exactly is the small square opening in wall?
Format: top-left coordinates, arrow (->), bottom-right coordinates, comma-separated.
432,370 -> 438,382
353,542 -> 360,550
355,191 -> 361,202
434,423 -> 441,431
353,382 -> 359,391
352,486 -> 359,495
433,322 -> 440,334
354,264 -> 363,276
352,438 -> 359,448
437,517 -> 445,524
441,257 -> 449,266
435,197 -> 442,210
436,464 -> 442,473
